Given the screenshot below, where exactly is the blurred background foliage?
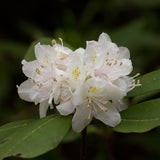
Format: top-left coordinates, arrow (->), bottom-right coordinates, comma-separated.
0,0 -> 160,159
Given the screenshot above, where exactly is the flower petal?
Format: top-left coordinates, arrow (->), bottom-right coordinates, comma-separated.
67,51 -> 85,88
118,47 -> 130,59
35,42 -> 55,64
18,80 -> 53,103
98,32 -> 111,43
39,100 -> 49,118
56,100 -> 75,115
113,99 -> 128,112
72,103 -> 93,132
22,60 -> 42,79
84,41 -> 104,70
93,103 -> 121,127
103,59 -> 133,80
18,80 -> 38,102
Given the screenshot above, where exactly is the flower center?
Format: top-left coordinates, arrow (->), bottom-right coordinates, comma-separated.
72,67 -> 81,81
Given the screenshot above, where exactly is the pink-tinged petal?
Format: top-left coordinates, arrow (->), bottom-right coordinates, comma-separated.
103,59 -> 133,80
56,100 -> 76,115
72,103 -> 93,132
39,100 -> 49,118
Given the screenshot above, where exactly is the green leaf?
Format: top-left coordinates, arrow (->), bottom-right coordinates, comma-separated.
127,69 -> 160,99
0,114 -> 71,159
114,98 -> 160,133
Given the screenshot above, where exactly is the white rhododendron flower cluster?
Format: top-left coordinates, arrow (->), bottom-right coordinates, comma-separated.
18,33 -> 141,132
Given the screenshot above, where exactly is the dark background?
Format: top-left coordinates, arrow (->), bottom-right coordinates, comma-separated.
0,0 -> 160,159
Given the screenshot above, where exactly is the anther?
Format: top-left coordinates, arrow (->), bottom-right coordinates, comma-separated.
33,79 -> 36,83
106,62 -> 110,65
28,78 -> 32,81
104,108 -> 108,112
36,68 -> 40,74
87,104 -> 91,108
128,85 -> 133,88
120,62 -> 123,66
132,79 -> 135,84
110,59 -> 114,61
59,37 -> 63,48
65,80 -> 70,84
117,50 -> 120,54
16,85 -> 19,88
137,80 -> 140,84
52,39 -> 57,44
106,59 -> 108,61
61,97 -> 64,101
103,101 -> 108,105
118,100 -> 121,103
38,83 -> 43,88
41,65 -> 44,68
60,74 -> 63,77
107,52 -> 109,55
114,60 -> 117,65
136,73 -> 140,77
53,78 -> 57,82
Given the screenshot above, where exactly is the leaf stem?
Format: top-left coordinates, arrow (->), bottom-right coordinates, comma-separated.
80,127 -> 87,160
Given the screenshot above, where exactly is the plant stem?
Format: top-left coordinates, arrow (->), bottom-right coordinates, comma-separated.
80,127 -> 87,160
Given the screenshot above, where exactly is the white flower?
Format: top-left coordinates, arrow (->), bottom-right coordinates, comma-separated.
56,48 -> 85,115
71,77 -> 126,132
18,41 -> 73,118
84,32 -> 132,81
17,33 -> 140,133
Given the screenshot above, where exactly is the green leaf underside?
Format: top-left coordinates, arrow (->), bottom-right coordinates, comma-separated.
114,98 -> 160,133
0,114 -> 71,159
127,69 -> 160,98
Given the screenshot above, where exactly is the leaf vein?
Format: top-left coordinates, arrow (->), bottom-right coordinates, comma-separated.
122,118 -> 160,122
6,116 -> 59,156
0,124 -> 28,132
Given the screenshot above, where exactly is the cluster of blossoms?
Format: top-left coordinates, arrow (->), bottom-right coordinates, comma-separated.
18,33 -> 141,132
